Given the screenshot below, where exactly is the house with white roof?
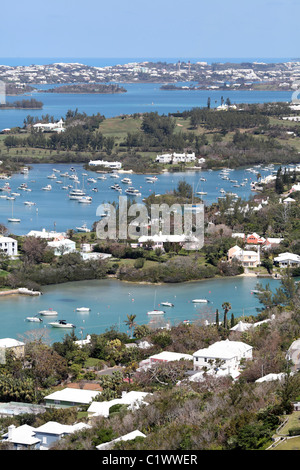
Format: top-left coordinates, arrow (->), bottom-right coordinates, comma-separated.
88,159 -> 122,169
193,339 -> 253,378
0,338 -> 25,360
44,388 -> 101,408
2,421 -> 90,450
26,228 -> 66,240
138,351 -> 193,371
47,238 -> 76,256
96,430 -> 146,450
0,236 -> 18,257
274,252 -> 300,268
87,391 -> 150,419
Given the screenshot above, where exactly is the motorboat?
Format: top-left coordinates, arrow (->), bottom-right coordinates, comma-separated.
121,177 -> 132,184
49,320 -> 76,328
78,196 -> 92,204
145,176 -> 158,183
26,316 -> 43,323
161,302 -> 174,307
192,299 -> 209,303
24,201 -> 36,206
196,191 -> 207,195
125,187 -> 141,196
69,189 -> 86,199
42,184 -> 52,191
147,310 -> 165,315
38,309 -> 58,316
110,173 -> 119,178
76,307 -> 91,312
97,175 -> 107,180
76,223 -> 91,233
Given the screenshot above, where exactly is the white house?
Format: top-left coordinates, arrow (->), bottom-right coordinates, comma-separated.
44,388 -> 101,407
193,339 -> 253,377
156,152 -> 196,164
87,391 -> 150,419
32,119 -> 64,133
26,228 -> 66,240
138,351 -> 193,371
0,338 -> 25,359
88,159 -> 122,169
274,252 -> 300,268
96,430 -> 146,450
0,236 -> 18,257
47,238 -> 76,256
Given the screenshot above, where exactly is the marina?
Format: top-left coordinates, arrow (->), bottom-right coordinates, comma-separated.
0,162 -> 285,236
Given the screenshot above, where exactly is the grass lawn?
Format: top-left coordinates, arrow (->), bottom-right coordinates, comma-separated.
271,436 -> 300,450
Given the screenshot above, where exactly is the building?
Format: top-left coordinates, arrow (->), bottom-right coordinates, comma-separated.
2,421 -> 90,450
32,119 -> 64,133
0,338 -> 25,360
0,236 -> 18,257
47,238 -> 76,256
87,391 -> 150,419
156,152 -> 196,164
246,233 -> 266,245
44,388 -> 101,408
286,339 -> 300,371
138,351 -> 193,370
274,252 -> 300,268
193,339 -> 253,377
228,245 -> 260,268
88,159 -> 122,169
96,430 -> 146,450
26,228 -> 66,240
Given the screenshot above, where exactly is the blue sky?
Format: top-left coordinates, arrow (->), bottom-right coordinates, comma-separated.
0,0 -> 299,58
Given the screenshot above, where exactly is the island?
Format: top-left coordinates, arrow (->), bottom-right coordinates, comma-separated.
0,98 -> 43,109
42,84 -> 127,94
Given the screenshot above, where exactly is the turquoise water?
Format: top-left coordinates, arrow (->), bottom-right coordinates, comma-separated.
0,276 -> 282,343
0,163 -> 279,236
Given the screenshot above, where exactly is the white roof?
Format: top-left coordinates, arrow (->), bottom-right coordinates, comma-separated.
35,421 -> 90,435
230,321 -> 253,332
255,373 -> 286,383
45,388 -> 101,404
0,338 -> 25,348
274,252 -> 300,262
194,339 -> 252,359
3,425 -> 40,446
150,351 -> 193,362
0,236 -> 17,243
88,391 -> 150,417
96,430 -> 146,450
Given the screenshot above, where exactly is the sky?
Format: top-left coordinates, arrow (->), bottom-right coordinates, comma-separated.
0,0 -> 299,59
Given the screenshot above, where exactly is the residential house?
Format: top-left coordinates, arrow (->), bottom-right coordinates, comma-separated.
228,245 -> 260,268
26,228 -> 66,240
88,159 -> 122,169
138,351 -> 193,371
2,424 -> 40,450
0,338 -> 25,360
193,339 -> 253,378
246,233 -> 266,245
96,430 -> 146,450
87,391 -> 150,419
273,252 -> 300,267
47,238 -> 76,256
44,388 -> 101,408
0,236 -> 18,257
156,152 -> 196,164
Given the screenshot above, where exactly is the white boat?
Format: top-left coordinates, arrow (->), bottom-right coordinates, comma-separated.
47,174 -> 57,179
196,191 -> 207,195
42,184 -> 52,191
145,176 -> 158,183
78,196 -> 92,204
69,188 -> 86,199
24,201 -> 36,206
147,310 -> 165,315
7,218 -> 21,223
7,199 -> 20,223
121,177 -> 132,184
161,302 -> 174,307
76,307 -> 90,312
26,316 -> 43,323
97,175 -> 107,180
49,320 -> 76,328
76,223 -> 90,233
39,309 -> 58,316
125,187 -> 141,196
192,299 -> 209,303
110,173 -> 119,178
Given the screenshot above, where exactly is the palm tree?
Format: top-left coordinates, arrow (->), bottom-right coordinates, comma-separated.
124,314 -> 137,339
222,302 -> 232,329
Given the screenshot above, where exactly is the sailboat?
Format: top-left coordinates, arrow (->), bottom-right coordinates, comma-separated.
7,199 -> 20,223
147,291 -> 165,315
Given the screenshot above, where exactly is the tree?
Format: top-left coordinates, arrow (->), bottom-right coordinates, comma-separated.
222,302 -> 232,329
124,314 -> 137,339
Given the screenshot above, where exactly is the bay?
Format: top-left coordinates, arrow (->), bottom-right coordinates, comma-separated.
0,163 -> 279,236
0,82 -> 292,130
0,276 -> 281,343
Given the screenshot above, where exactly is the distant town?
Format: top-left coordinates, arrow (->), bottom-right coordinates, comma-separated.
1,60 -> 300,92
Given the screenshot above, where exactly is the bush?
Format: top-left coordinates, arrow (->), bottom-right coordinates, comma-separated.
134,258 -> 145,269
